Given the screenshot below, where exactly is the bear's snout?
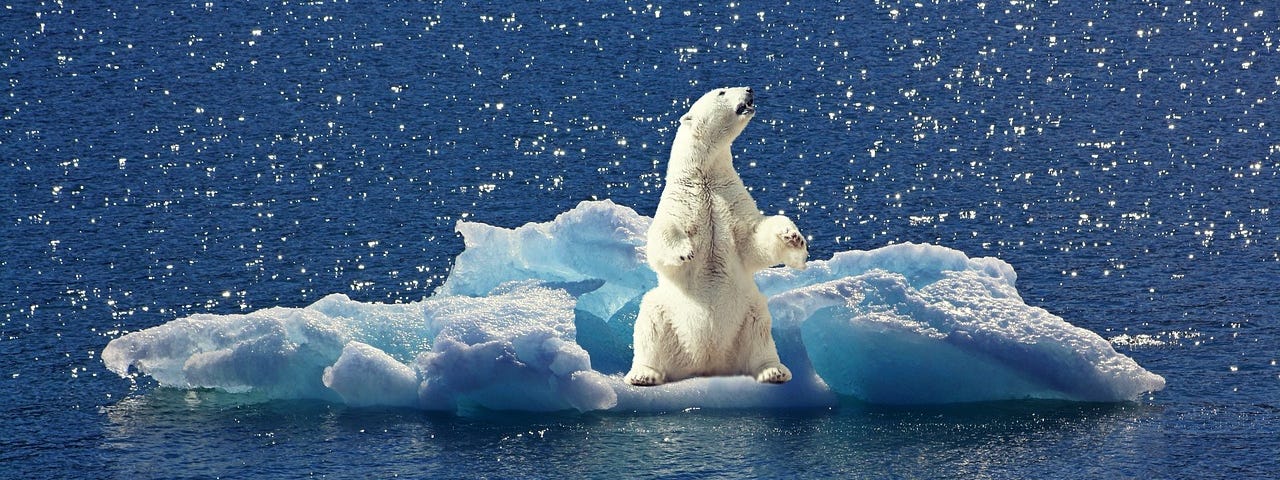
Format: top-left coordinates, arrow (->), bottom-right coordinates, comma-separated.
736,88 -> 755,115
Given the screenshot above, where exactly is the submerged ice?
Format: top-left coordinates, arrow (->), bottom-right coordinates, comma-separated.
103,200 -> 1165,412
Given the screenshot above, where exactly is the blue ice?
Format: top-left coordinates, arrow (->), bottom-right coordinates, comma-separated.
103,201 -> 1165,412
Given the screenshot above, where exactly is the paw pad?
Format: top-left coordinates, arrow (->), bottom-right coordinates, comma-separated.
755,366 -> 792,384
780,230 -> 806,249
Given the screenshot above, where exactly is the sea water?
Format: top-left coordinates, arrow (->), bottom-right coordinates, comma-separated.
2,0 -> 1278,478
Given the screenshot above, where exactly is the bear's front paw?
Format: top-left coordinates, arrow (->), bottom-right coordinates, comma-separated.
675,246 -> 694,264
655,240 -> 694,267
625,366 -> 666,386
777,228 -> 808,270
778,227 -> 807,250
755,364 -> 792,384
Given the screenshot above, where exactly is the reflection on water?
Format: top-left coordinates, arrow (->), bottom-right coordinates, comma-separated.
101,390 -> 1165,478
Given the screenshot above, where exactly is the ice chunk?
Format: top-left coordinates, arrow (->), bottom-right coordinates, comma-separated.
412,283 -> 617,412
104,283 -> 618,413
777,267 -> 1166,404
323,341 -> 419,408
101,294 -> 441,402
612,373 -> 837,411
102,305 -> 352,401
755,242 -> 1018,298
104,200 -> 1165,412
440,199 -> 656,322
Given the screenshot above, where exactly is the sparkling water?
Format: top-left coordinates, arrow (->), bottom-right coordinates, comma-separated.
2,1 -> 1277,477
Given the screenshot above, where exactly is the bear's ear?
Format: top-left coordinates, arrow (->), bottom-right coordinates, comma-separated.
680,113 -> 703,138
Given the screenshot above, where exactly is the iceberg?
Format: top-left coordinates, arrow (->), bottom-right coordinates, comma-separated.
103,200 -> 1165,412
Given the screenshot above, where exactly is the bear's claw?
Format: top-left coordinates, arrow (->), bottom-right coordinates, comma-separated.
625,366 -> 666,386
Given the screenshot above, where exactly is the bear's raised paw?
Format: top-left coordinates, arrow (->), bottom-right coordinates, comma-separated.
655,240 -> 695,267
776,227 -> 808,270
677,250 -> 694,263
779,228 -> 806,250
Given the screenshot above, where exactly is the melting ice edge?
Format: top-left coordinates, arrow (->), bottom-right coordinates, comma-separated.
103,200 -> 1165,413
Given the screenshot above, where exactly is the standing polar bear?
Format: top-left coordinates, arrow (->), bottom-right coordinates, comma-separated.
625,87 -> 808,386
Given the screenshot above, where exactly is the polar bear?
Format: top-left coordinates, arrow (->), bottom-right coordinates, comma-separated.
625,86 -> 808,387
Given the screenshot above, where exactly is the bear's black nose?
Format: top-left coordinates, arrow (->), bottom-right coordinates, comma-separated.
744,88 -> 754,106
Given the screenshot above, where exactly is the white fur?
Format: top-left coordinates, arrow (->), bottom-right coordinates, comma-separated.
625,87 -> 808,387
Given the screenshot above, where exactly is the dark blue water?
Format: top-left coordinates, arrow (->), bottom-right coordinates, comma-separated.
3,0 -> 1277,477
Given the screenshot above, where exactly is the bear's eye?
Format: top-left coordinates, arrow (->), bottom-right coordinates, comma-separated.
717,90 -> 726,96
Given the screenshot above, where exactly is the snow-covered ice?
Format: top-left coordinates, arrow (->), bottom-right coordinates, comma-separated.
103,200 -> 1165,412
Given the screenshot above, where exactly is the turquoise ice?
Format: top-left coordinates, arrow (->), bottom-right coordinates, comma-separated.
104,201 -> 1165,412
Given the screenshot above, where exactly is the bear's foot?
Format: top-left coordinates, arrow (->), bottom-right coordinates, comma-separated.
625,365 -> 666,386
754,363 -> 792,384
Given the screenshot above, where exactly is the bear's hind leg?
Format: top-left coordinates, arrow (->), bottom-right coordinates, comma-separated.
739,300 -> 792,384
625,296 -> 671,386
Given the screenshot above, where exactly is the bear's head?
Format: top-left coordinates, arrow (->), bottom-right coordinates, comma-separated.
679,87 -> 755,149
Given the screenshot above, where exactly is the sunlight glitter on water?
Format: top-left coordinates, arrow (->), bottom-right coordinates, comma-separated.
2,0 -> 1279,477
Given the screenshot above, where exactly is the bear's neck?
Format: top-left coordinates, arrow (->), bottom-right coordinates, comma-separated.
666,136 -> 735,182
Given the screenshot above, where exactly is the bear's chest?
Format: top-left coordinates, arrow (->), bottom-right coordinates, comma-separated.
674,177 -> 740,220
668,181 -> 747,286
677,182 -> 743,244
